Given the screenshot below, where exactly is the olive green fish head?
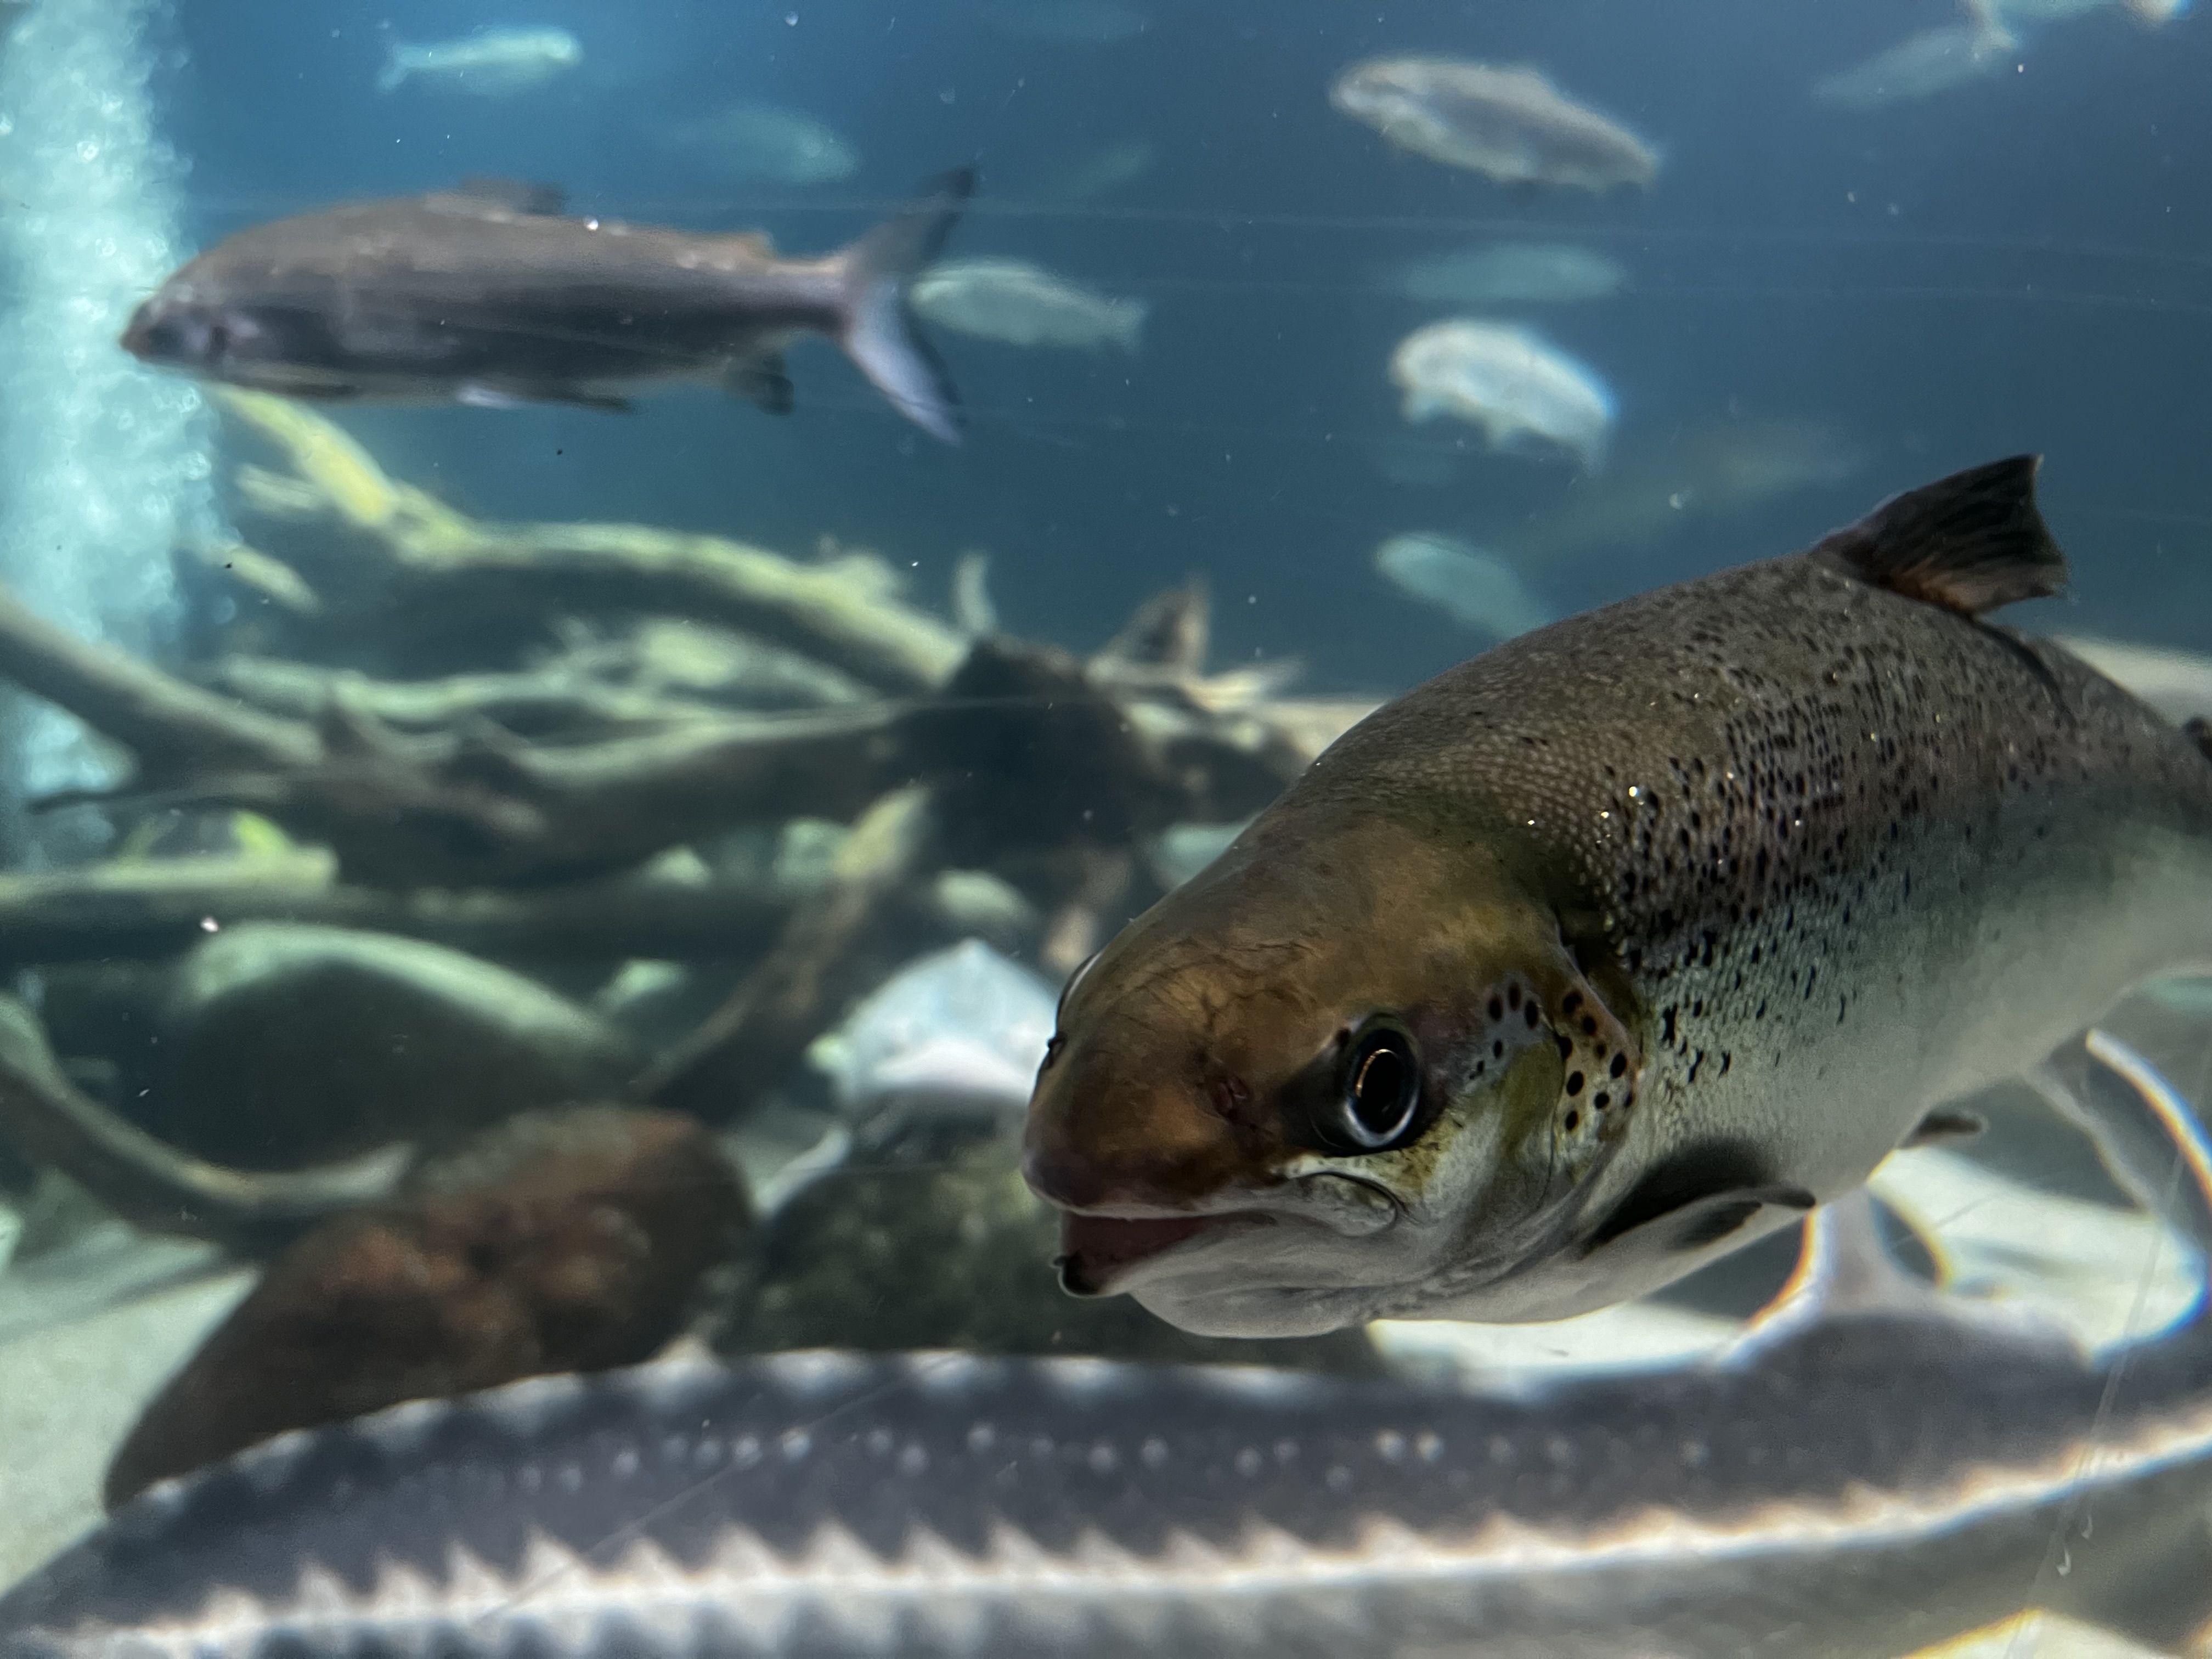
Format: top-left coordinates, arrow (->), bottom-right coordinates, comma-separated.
1022,805 -> 1644,1337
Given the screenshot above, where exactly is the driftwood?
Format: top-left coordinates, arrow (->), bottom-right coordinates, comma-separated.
0,995 -> 409,1254
216,390 -> 968,695
0,393 -> 1374,1264
641,786 -> 939,1117
0,853 -> 1046,971
0,579 -> 1329,888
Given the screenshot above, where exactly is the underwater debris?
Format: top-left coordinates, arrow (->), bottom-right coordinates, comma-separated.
124,173 -> 973,442
1331,57 -> 1660,190
375,26 -> 582,95
99,1104 -> 747,1508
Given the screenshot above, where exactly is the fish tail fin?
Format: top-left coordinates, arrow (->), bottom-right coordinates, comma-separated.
375,48 -> 413,92
1111,298 -> 1149,354
1959,0 -> 2020,48
837,167 -> 974,444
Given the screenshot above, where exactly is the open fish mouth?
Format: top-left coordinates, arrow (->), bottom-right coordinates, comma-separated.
1054,1212 -> 1272,1296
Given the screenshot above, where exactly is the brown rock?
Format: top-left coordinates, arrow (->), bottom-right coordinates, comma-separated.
102,1105 -> 747,1506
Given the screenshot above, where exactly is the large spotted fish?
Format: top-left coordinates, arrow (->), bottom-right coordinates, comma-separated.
1023,456 -> 2212,1336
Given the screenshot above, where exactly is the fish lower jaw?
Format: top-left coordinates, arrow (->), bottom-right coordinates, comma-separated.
1052,1210 -> 1273,1297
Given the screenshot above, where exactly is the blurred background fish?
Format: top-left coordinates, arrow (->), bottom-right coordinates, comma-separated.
973,0 -> 1150,45
374,26 -> 582,97
1812,20 -> 2018,108
1507,415 -> 1866,563
652,101 -> 859,187
1331,57 -> 1660,190
913,257 -> 1148,352
1380,241 -> 1628,307
1373,531 -> 1553,641
1390,318 -> 1614,470
1023,137 -> 1158,203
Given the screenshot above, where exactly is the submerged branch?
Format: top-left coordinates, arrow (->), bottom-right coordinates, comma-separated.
0,995 -> 409,1254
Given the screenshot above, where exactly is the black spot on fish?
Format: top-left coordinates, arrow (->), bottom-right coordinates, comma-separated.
1609,1053 -> 1628,1079
1566,1071 -> 1585,1096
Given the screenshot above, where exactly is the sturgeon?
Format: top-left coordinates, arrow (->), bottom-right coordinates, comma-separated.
2,1035 -> 2210,1658
1023,456 -> 2212,1336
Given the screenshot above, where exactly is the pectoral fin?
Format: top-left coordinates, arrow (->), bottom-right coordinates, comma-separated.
1588,1139 -> 1815,1260
727,354 -> 795,415
1902,1105 -> 1986,1148
1592,1184 -> 1818,1260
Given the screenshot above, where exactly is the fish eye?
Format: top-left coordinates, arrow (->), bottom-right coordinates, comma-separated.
1324,1022 -> 1424,1154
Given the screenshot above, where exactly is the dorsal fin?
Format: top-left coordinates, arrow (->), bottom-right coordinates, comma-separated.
450,177 -> 567,216
1812,454 -> 2067,616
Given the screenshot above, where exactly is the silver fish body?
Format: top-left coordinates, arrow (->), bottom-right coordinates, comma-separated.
4,1278 -> 2211,1659
120,174 -> 973,443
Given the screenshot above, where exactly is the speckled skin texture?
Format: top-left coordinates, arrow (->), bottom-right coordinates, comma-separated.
1309,549 -> 2212,1199
1027,514 -> 2212,1333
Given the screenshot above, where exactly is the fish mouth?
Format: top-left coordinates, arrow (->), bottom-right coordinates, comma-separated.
1053,1212 -> 1270,1297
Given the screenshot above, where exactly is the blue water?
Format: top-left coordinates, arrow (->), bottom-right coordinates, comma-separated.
156,0 -> 2212,691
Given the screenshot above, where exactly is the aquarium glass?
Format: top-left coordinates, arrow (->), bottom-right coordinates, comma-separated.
2,2 -> 2211,1655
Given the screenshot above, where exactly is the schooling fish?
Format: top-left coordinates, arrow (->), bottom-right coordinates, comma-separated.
1330,58 -> 1660,192
120,173 -> 974,443
1023,456 -> 2212,1338
374,26 -> 583,96
6,1095 -> 2212,1659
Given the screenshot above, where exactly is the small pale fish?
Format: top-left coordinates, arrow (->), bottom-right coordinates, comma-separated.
1030,137 -> 1158,201
1981,0 -> 2190,26
1813,21 -> 2018,109
974,0 -> 1149,43
1390,319 -> 1613,471
1374,532 -> 1552,641
1331,57 -> 1660,191
1023,457 -> 2212,1338
655,101 -> 859,187
912,257 -> 1148,352
1515,414 -> 1864,562
122,172 -> 973,442
10,1096 -> 2212,1658
1384,241 -> 1627,306
806,939 -> 1057,1121
375,26 -> 582,95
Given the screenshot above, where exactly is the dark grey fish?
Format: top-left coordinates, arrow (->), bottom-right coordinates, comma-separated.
5,1053 -> 2212,1659
120,173 -> 974,443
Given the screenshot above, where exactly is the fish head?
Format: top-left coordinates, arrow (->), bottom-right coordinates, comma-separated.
121,280 -> 280,380
1023,804 -> 1641,1336
1329,58 -> 1418,127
